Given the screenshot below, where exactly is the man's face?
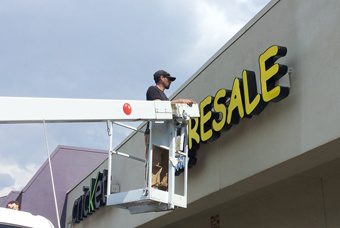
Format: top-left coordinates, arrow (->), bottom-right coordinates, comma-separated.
161,75 -> 171,89
7,203 -> 19,210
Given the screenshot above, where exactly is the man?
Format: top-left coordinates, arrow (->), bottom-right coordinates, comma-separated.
6,201 -> 20,210
145,70 -> 193,190
146,70 -> 194,105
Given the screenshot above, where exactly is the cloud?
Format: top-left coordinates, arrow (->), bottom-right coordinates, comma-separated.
172,0 -> 270,70
0,158 -> 39,196
181,1 -> 243,65
0,174 -> 15,189
0,124 -> 46,165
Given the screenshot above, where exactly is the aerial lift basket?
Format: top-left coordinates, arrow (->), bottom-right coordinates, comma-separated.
106,103 -> 199,214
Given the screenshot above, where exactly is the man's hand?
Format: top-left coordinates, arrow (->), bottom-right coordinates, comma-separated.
183,99 -> 194,106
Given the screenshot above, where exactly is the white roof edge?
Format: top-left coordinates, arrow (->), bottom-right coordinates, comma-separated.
0,207 -> 54,228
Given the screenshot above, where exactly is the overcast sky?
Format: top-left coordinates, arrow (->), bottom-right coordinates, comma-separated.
0,0 -> 270,197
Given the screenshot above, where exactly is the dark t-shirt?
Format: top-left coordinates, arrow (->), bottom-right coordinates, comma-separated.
146,86 -> 169,101
145,86 -> 169,134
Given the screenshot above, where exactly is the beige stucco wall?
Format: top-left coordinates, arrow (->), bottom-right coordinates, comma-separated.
66,0 -> 340,227
163,158 -> 340,228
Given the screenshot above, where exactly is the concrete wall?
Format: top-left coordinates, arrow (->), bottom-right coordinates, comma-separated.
66,0 -> 340,227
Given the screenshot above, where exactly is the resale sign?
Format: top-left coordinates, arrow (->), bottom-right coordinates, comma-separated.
188,45 -> 290,153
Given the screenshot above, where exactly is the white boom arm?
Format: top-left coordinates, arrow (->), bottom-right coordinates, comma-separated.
0,97 -> 199,124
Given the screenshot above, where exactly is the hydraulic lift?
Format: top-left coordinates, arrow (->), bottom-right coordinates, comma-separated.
0,97 -> 199,214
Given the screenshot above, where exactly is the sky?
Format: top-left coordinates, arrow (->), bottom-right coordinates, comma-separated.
0,0 -> 270,197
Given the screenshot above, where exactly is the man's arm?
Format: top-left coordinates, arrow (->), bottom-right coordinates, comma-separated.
151,98 -> 194,106
171,98 -> 194,106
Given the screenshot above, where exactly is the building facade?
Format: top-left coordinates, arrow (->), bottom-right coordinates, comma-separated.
65,0 -> 340,227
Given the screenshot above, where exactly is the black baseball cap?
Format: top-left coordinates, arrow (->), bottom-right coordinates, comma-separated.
153,70 -> 176,81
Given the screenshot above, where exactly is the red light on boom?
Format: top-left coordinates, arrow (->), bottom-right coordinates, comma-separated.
123,103 -> 132,115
